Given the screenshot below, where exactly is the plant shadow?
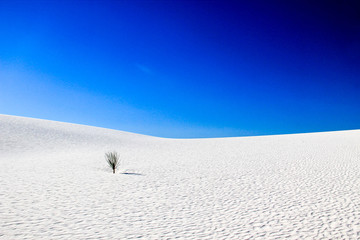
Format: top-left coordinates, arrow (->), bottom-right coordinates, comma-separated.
121,172 -> 144,176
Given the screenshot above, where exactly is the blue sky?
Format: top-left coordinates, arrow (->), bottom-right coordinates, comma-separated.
0,0 -> 359,138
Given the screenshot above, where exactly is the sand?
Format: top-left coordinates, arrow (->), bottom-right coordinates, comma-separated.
1,114 -> 360,239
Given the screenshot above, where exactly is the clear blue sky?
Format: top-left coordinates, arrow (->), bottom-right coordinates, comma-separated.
1,0 -> 359,138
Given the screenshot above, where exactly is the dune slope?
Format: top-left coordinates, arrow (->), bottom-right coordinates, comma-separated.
1,114 -> 360,239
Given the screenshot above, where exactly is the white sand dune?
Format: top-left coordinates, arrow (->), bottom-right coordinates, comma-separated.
1,114 -> 360,239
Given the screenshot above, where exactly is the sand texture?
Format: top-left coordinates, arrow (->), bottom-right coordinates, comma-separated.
1,114 -> 360,239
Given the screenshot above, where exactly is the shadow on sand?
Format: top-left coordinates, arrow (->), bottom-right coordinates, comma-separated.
121,172 -> 144,176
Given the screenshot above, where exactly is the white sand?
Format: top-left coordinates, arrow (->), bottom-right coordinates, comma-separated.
1,114 -> 360,239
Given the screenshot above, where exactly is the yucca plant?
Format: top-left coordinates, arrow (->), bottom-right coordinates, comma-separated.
105,151 -> 120,174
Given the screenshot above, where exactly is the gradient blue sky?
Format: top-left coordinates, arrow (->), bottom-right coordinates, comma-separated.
1,0 -> 359,138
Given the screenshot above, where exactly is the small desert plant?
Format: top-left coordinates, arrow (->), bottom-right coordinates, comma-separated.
105,151 -> 120,174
